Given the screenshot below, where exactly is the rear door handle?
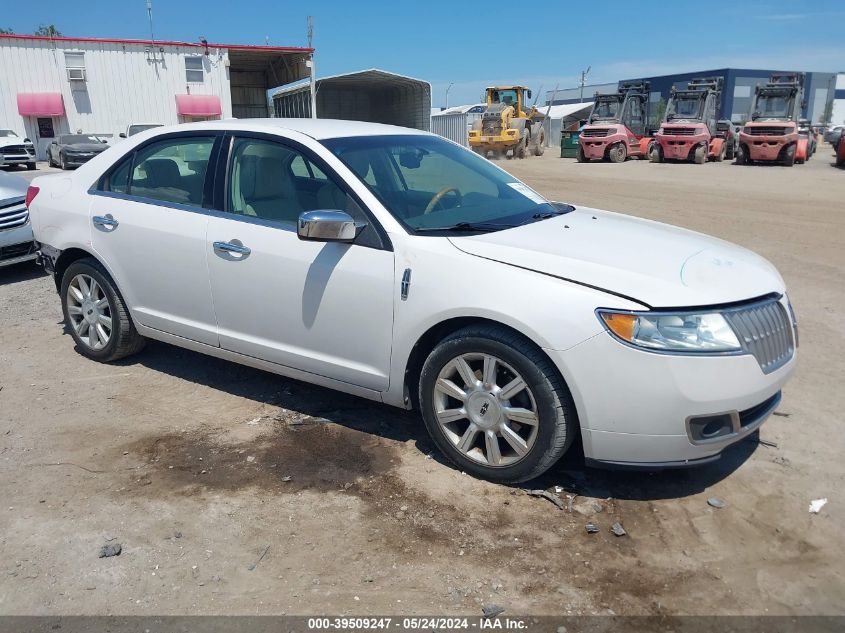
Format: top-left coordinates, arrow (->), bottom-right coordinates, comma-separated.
213,240 -> 251,256
93,214 -> 119,229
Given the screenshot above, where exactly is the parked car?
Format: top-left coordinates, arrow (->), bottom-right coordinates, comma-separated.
28,120 -> 797,482
824,124 -> 845,147
0,170 -> 35,267
0,129 -> 36,170
47,134 -> 110,170
837,134 -> 845,167
119,123 -> 162,139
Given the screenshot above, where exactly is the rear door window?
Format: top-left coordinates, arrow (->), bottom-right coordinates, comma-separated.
127,136 -> 215,206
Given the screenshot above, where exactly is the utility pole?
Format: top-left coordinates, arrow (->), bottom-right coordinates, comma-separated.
146,0 -> 155,44
307,16 -> 316,118
445,82 -> 453,109
579,65 -> 591,103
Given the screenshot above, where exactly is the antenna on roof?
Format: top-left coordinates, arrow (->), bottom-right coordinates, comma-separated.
146,0 -> 155,45
307,16 -> 316,119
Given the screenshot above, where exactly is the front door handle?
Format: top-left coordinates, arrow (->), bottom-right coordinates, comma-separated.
93,214 -> 119,229
213,240 -> 251,256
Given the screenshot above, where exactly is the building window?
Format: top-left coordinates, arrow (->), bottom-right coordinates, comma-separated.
65,51 -> 86,81
185,57 -> 204,83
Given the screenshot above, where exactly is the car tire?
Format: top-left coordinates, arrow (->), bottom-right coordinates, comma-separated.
735,144 -> 749,165
418,324 -> 577,483
26,162 -> 36,170
649,143 -> 663,163
576,144 -> 587,163
61,258 -> 145,362
693,144 -> 707,164
608,142 -> 626,163
781,143 -> 795,167
59,153 -> 67,170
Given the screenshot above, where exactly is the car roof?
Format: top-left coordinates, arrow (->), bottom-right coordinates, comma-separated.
167,118 -> 431,140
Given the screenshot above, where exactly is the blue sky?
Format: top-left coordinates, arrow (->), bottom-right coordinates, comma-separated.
4,0 -> 844,106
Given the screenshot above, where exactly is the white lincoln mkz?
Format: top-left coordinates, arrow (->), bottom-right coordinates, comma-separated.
28,119 -> 797,482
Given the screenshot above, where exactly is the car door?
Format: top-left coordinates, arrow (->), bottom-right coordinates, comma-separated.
205,134 -> 395,391
89,133 -> 221,346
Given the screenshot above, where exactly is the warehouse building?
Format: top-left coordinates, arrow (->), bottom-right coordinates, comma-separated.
545,83 -> 617,105
831,72 -> 845,125
0,33 -> 313,159
619,68 -> 837,126
272,69 -> 431,131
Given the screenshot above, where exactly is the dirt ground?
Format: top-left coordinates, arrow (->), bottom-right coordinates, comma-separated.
1,150 -> 843,617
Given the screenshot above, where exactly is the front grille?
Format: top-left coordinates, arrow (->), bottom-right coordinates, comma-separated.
1,145 -> 31,156
582,128 -> 610,138
746,127 -> 789,136
664,127 -> 697,136
0,200 -> 29,231
0,241 -> 34,262
481,116 -> 503,135
725,299 -> 794,374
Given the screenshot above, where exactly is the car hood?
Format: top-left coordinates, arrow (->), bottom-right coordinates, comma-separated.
447,207 -> 784,308
0,170 -> 28,205
0,137 -> 27,149
63,143 -> 108,152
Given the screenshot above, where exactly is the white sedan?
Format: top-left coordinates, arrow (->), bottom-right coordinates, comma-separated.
27,119 -> 797,482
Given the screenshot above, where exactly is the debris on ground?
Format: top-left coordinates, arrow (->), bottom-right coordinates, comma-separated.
282,475 -> 292,482
758,439 -> 778,448
98,543 -> 122,558
482,605 -> 505,618
585,522 -> 599,534
772,411 -> 790,417
526,489 -> 565,510
573,499 -> 604,516
707,497 -> 727,509
174,531 -> 182,539
247,544 -> 271,571
809,498 -> 828,514
610,522 -> 626,537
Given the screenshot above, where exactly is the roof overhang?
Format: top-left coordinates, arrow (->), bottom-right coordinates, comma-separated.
175,94 -> 222,117
17,92 -> 65,116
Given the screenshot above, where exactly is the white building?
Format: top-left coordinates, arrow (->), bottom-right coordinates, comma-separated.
832,73 -> 845,125
0,33 -> 312,159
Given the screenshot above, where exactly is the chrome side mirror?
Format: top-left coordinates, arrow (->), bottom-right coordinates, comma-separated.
297,210 -> 362,243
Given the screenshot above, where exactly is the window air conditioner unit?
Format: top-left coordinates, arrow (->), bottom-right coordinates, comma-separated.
67,67 -> 86,81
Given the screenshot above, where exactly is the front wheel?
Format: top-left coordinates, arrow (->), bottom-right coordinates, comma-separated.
61,258 -> 145,362
26,162 -> 36,171
576,144 -> 587,163
649,143 -> 663,163
608,142 -> 627,163
419,325 -> 576,483
781,143 -> 795,167
59,153 -> 67,170
693,144 -> 707,164
735,145 -> 749,165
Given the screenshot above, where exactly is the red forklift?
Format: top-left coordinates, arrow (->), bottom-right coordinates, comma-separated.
736,73 -> 805,166
650,77 -> 727,164
577,82 -> 652,163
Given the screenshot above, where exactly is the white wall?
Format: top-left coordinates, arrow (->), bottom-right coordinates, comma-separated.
832,73 -> 845,126
0,38 -> 233,158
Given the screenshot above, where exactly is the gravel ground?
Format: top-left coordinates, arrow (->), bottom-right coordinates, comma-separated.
0,150 -> 843,616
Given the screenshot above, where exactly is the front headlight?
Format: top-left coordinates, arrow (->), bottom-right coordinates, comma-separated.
598,310 -> 741,353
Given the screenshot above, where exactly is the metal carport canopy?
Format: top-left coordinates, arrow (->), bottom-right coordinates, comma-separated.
272,68 -> 432,131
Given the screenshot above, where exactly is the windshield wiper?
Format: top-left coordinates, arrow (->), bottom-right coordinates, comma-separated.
413,222 -> 516,233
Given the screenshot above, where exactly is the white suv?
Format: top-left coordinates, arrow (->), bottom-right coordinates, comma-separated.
28,120 -> 797,482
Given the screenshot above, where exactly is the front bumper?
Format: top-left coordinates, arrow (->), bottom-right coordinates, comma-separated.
655,133 -> 708,161
548,315 -> 796,468
740,134 -> 793,161
580,133 -> 626,160
0,222 -> 36,267
62,154 -> 99,167
0,155 -> 35,166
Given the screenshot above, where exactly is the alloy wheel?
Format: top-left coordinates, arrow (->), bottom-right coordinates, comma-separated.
433,353 -> 539,467
66,274 -> 113,350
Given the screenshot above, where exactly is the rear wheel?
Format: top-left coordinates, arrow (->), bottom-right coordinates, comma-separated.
61,258 -> 145,362
725,140 -> 735,160
608,142 -> 627,163
515,135 -> 527,159
532,129 -> 545,156
419,325 -> 576,483
693,144 -> 707,164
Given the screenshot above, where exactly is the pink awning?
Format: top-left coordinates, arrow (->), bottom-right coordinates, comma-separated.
175,94 -> 222,117
17,93 -> 65,116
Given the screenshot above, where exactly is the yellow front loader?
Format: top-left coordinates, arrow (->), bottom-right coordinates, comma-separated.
468,86 -> 546,159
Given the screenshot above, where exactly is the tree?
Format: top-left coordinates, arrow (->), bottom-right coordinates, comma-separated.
0,27 -> 14,34
34,24 -> 62,37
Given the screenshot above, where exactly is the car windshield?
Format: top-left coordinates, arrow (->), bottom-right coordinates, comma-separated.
61,135 -> 100,144
754,94 -> 791,119
0,129 -> 19,138
128,124 -> 162,136
590,98 -> 621,121
667,96 -> 702,119
321,134 -> 565,233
